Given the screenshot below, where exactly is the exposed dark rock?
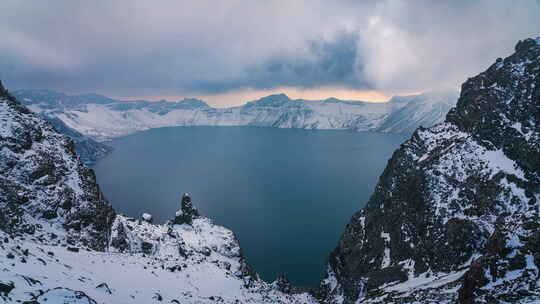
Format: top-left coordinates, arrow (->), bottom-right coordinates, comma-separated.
67,247 -> 80,253
153,292 -> 163,301
109,221 -> 131,252
29,287 -> 97,304
141,241 -> 153,254
0,280 -> 15,296
0,85 -> 116,251
272,275 -> 292,293
171,193 -> 200,225
95,282 -> 112,294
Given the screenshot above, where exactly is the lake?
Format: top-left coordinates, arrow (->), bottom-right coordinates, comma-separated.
92,126 -> 407,286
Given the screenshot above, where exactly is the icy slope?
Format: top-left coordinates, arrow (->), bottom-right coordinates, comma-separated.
317,38 -> 540,304
14,90 -> 458,141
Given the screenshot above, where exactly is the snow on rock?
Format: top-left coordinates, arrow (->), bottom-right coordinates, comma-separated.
141,213 -> 153,223
0,228 -> 316,303
0,82 -> 115,251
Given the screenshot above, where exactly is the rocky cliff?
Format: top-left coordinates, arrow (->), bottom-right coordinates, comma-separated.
0,82 -> 115,251
317,38 -> 540,303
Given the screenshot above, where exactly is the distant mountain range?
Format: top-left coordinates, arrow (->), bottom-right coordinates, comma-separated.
13,89 -> 458,141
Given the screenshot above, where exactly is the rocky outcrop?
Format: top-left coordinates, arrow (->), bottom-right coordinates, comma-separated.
318,38 -> 540,303
171,193 -> 200,225
0,81 -> 115,250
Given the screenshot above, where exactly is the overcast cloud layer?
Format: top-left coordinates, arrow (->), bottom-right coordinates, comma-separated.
0,0 -> 539,98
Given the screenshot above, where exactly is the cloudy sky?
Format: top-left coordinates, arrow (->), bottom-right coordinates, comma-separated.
1,1 -> 539,106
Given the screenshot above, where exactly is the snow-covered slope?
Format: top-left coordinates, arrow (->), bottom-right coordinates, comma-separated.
317,38 -> 540,304
13,90 -> 458,142
0,84 -> 315,303
0,212 -> 315,303
375,90 -> 458,134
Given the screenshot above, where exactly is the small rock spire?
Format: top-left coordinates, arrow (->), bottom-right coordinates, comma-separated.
172,193 -> 200,225
0,80 -> 8,97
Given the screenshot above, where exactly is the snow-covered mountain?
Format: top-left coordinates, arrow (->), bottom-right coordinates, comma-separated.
317,38 -> 540,303
376,91 -> 458,134
13,90 -> 458,142
0,83 -> 316,303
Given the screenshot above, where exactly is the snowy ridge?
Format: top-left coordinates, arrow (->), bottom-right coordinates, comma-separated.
0,215 -> 316,303
13,90 -> 459,141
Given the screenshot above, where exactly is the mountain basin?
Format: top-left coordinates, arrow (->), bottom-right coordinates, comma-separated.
92,126 -> 407,286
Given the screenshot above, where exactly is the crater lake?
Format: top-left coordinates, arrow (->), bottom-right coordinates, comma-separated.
92,126 -> 407,286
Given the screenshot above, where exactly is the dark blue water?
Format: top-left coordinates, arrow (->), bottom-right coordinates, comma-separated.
92,126 -> 406,286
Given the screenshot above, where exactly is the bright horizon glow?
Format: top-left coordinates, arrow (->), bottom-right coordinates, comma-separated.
109,87 -> 424,108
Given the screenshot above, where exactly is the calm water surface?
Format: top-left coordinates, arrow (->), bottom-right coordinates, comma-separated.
93,126 -> 407,286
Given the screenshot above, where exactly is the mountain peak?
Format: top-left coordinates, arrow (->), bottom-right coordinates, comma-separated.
322,97 -> 343,103
515,37 -> 540,53
446,35 -> 539,176
245,93 -> 291,107
266,93 -> 290,99
178,98 -> 210,108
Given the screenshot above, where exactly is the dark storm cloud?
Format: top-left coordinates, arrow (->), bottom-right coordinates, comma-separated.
188,32 -> 366,93
0,0 -> 539,96
248,32 -> 364,89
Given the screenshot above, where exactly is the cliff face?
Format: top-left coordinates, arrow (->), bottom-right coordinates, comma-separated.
318,38 -> 540,303
0,82 -> 115,251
